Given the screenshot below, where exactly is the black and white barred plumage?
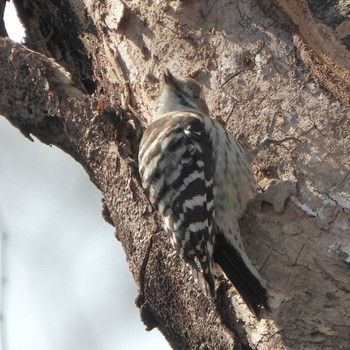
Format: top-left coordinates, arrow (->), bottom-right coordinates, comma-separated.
138,69 -> 270,317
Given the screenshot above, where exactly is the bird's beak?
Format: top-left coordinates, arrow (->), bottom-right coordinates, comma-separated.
163,68 -> 177,86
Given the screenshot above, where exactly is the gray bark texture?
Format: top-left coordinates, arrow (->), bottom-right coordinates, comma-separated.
1,0 -> 350,349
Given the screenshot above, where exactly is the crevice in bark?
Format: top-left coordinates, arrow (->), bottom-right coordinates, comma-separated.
216,282 -> 252,350
14,0 -> 97,93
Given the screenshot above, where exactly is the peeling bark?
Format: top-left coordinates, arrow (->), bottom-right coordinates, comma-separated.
257,0 -> 350,107
1,0 -> 350,349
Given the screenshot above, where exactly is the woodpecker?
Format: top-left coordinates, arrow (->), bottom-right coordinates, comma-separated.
138,69 -> 270,317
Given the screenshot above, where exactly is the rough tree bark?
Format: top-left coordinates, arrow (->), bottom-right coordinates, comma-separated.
1,0 -> 350,349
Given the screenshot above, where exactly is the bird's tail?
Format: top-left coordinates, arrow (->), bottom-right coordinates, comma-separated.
188,257 -> 216,298
214,232 -> 270,318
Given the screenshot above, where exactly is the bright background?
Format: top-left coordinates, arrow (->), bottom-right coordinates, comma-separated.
1,2 -> 170,349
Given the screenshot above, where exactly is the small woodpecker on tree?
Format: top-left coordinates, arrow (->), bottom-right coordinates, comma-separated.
138,69 -> 271,318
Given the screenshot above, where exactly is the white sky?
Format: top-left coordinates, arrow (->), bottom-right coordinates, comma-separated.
1,2 -> 170,349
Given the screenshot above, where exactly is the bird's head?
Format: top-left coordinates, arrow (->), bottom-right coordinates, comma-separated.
153,69 -> 209,120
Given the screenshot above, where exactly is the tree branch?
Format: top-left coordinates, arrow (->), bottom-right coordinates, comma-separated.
0,36 -> 244,349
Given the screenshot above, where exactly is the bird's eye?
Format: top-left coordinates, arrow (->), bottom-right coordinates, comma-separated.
191,89 -> 201,99
187,84 -> 201,99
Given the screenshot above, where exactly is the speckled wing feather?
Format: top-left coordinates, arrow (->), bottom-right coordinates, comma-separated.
139,112 -> 216,296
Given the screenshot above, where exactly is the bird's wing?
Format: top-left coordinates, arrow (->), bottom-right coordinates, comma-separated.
139,113 -> 216,296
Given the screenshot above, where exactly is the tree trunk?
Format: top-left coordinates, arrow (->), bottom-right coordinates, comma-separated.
1,0 -> 350,349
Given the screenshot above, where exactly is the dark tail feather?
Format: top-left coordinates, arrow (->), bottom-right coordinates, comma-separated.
214,233 -> 270,318
188,259 -> 216,298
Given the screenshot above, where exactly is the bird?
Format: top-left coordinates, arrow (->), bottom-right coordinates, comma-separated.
138,69 -> 270,317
